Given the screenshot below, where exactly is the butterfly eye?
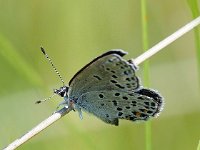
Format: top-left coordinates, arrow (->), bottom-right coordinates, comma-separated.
54,86 -> 69,97
54,89 -> 59,94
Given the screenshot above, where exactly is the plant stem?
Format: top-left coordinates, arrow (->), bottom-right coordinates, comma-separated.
141,1 -> 152,150
3,107 -> 72,150
134,16 -> 200,66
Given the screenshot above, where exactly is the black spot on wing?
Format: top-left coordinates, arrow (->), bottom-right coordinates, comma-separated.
122,96 -> 128,100
112,100 -> 117,106
114,93 -> 120,96
69,50 -> 127,85
98,94 -> 104,99
118,112 -> 123,116
93,75 -> 102,80
110,80 -> 117,83
117,107 -> 123,111
112,75 -> 118,78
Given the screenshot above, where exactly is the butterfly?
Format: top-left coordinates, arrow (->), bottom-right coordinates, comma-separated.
38,48 -> 164,126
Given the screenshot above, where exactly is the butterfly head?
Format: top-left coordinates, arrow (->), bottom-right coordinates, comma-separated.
54,86 -> 69,97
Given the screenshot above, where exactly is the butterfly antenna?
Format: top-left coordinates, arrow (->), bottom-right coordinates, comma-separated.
35,93 -> 56,104
35,86 -> 67,104
40,47 -> 65,85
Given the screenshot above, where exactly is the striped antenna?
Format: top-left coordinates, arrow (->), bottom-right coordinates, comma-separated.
35,93 -> 56,104
35,86 -> 67,104
40,47 -> 65,85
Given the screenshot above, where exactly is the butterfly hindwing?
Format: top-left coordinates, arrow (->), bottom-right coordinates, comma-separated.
75,89 -> 163,125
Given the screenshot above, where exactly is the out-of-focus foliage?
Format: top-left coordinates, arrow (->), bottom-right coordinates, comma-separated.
187,0 -> 200,87
0,0 -> 200,150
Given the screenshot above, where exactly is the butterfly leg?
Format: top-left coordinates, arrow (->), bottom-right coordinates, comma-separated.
56,101 -> 67,110
74,105 -> 83,120
55,95 -> 69,110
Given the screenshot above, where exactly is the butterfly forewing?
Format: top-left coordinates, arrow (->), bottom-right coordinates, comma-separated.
68,50 -> 140,98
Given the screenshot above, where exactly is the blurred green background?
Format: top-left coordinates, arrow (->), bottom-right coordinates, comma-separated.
0,0 -> 200,150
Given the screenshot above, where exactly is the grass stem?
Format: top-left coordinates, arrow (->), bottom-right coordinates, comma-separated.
141,1 -> 152,150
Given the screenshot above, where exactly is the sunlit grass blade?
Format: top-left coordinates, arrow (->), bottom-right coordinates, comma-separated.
187,0 -> 200,87
0,34 -> 43,87
141,0 -> 152,150
197,140 -> 200,150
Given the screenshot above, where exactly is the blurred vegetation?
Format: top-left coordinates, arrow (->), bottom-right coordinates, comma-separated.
0,0 -> 200,150
187,0 -> 200,88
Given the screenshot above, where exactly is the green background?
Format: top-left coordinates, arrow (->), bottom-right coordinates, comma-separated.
0,0 -> 200,150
